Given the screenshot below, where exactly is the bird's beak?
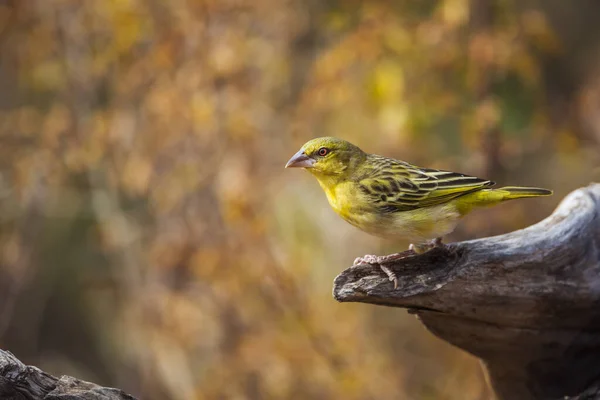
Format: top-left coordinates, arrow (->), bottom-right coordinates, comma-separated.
285,150 -> 315,168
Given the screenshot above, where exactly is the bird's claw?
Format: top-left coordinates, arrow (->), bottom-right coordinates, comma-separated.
409,238 -> 444,254
353,254 -> 401,289
380,264 -> 399,289
353,254 -> 380,266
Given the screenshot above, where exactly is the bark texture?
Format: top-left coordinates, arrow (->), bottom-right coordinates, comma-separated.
0,350 -> 136,400
334,184 -> 600,400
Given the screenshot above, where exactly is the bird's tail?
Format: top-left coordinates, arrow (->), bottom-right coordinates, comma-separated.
495,186 -> 553,199
456,186 -> 552,215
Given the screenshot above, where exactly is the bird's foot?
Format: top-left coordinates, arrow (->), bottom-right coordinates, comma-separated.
409,237 -> 444,254
353,239 -> 445,289
353,251 -> 414,289
380,264 -> 399,289
352,251 -> 413,266
353,254 -> 378,266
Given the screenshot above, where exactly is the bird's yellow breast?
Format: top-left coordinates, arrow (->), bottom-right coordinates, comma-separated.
317,180 -> 356,220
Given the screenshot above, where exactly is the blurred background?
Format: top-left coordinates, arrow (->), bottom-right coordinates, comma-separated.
0,0 -> 599,399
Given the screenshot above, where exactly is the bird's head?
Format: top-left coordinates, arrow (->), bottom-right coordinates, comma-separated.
285,137 -> 366,180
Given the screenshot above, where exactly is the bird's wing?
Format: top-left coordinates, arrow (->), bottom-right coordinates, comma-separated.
357,155 -> 495,212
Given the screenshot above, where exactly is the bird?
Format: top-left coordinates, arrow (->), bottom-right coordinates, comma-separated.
285,137 -> 552,288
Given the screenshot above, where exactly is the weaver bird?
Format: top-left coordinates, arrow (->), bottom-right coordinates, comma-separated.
285,137 -> 552,288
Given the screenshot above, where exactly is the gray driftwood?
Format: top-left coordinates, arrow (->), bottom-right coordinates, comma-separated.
334,184 -> 600,400
0,350 -> 136,400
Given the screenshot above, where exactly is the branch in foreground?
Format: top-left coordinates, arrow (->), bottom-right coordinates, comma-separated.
333,184 -> 600,400
0,349 -> 136,400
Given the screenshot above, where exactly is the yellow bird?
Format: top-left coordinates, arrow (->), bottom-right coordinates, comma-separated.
285,137 -> 552,287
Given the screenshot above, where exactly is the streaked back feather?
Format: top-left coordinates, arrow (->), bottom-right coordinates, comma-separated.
357,154 -> 494,212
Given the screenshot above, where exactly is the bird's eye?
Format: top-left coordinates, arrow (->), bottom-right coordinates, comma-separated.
318,147 -> 329,156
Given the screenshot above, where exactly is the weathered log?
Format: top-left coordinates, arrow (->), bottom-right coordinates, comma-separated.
0,349 -> 136,400
333,184 -> 600,400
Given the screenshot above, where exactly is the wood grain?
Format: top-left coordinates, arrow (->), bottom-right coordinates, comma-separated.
0,349 -> 136,400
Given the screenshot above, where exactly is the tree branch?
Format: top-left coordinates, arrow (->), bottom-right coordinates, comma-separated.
0,349 -> 136,400
333,184 -> 600,400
